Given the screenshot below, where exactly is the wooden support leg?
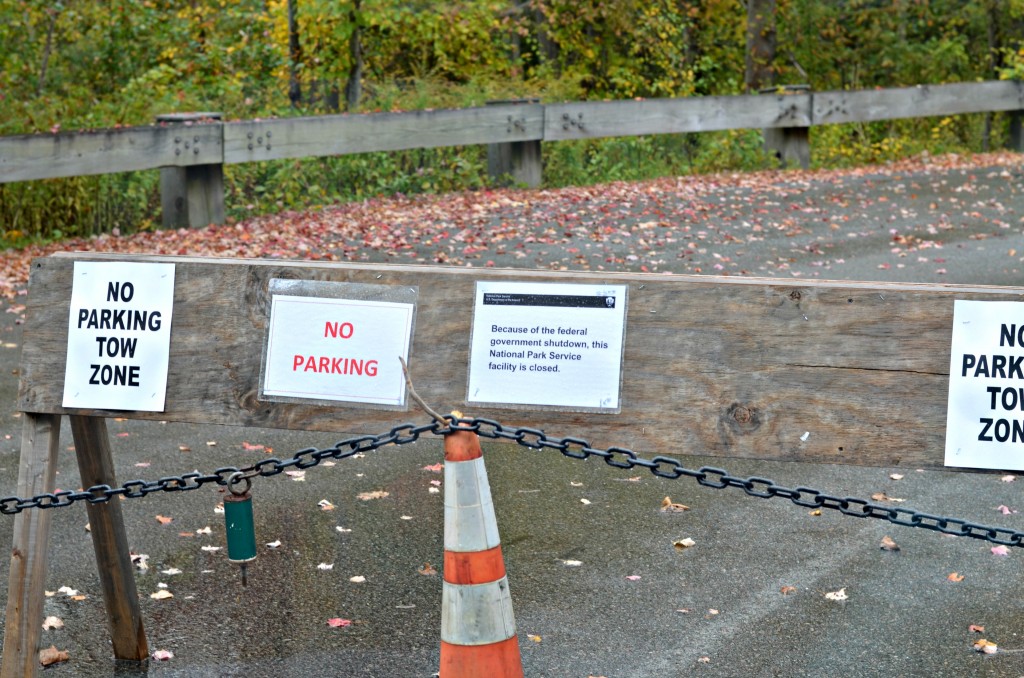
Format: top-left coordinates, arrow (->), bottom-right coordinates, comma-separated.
2,413 -> 62,678
69,416 -> 149,662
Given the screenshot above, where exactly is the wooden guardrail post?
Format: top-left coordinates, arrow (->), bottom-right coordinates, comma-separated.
156,113 -> 225,229
486,99 -> 542,188
760,85 -> 811,169
1011,111 -> 1024,152
1,414 -> 61,678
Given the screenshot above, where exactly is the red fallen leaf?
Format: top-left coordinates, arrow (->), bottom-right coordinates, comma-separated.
39,645 -> 69,666
155,515 -> 173,525
326,618 -> 352,628
421,463 -> 443,472
116,432 -> 130,438
969,624 -> 985,633
242,442 -> 265,451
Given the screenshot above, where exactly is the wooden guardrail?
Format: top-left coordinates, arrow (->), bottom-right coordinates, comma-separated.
1,80 -> 1023,228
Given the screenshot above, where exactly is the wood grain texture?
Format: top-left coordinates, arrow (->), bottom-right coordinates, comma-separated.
1,414 -> 61,678
69,416 -> 148,661
0,124 -> 222,183
224,103 -> 545,163
814,81 -> 1024,125
18,253 -> 1024,470
545,92 -> 812,141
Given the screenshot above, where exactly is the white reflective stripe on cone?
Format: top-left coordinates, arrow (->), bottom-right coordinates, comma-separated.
444,457 -> 501,552
441,577 -> 517,645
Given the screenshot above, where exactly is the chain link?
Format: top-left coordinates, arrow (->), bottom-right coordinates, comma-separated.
2,416 -> 1022,548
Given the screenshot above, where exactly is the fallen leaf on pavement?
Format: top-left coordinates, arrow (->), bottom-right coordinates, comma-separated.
149,590 -> 173,600
357,490 -> 389,500
889,473 -> 904,480
780,586 -> 797,595
422,463 -> 443,472
41,616 -> 63,631
880,536 -> 900,551
580,498 -> 591,505
418,562 -> 437,575
825,588 -> 848,601
528,634 -> 542,643
997,505 -> 1016,515
870,492 -> 905,503
151,649 -> 174,661
196,526 -> 212,535
155,515 -> 173,525
39,646 -> 69,667
266,540 -> 282,549
673,538 -> 696,550
242,442 -> 265,451
992,545 -> 1011,556
660,496 -> 690,512
327,618 -> 352,628
318,499 -> 336,511
948,572 -> 965,582
562,559 -> 583,567
973,639 -> 998,654
178,445 -> 191,452
625,575 -> 641,581
969,624 -> 985,633
349,575 -> 366,583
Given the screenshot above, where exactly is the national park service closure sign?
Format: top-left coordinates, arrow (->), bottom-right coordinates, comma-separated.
466,281 -> 627,412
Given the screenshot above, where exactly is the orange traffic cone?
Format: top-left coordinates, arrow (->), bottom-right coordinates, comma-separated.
439,424 -> 524,678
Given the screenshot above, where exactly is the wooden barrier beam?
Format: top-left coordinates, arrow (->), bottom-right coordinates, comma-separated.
18,253 -> 1024,470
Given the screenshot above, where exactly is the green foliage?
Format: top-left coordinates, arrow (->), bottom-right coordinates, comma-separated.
2,0 -> 1023,246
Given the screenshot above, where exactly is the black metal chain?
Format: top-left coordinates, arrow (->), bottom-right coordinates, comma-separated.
0,420 -> 446,516
2,415 -> 1022,549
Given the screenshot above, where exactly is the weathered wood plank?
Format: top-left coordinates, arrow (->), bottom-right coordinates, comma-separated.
1,414 -> 61,678
0,124 -> 223,184
224,104 -> 544,164
814,81 -> 1024,125
18,253 -> 1024,470
545,93 -> 811,141
69,416 -> 148,661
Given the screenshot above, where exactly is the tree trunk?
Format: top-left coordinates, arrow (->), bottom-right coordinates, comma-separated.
344,0 -> 363,112
745,0 -> 777,92
287,0 -> 302,107
36,6 -> 62,97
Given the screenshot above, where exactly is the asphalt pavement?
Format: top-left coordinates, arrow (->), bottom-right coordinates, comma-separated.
4,157 -> 1024,677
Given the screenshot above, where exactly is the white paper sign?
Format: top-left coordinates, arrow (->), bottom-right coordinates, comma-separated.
62,261 -> 176,411
946,299 -> 1024,470
262,295 -> 414,406
467,282 -> 627,410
